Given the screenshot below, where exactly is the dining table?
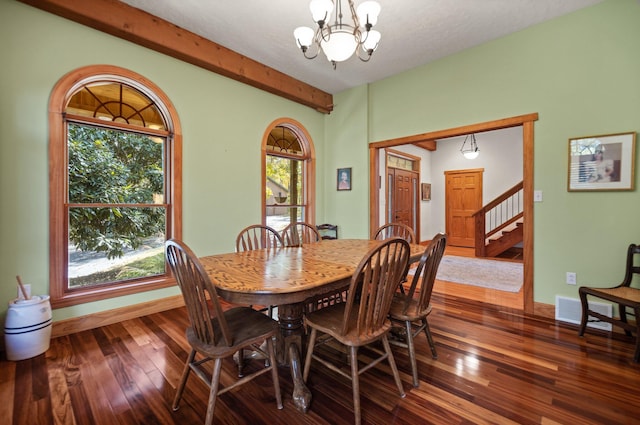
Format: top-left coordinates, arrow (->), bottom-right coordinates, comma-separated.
198,238 -> 425,413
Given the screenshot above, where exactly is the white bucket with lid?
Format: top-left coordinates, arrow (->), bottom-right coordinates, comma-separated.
4,295 -> 52,361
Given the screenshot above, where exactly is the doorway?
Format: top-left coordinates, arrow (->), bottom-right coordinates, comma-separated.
368,113 -> 538,313
387,168 -> 418,232
384,149 -> 421,239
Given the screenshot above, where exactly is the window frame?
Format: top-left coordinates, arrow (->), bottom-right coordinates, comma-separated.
261,118 -> 315,227
49,65 -> 182,309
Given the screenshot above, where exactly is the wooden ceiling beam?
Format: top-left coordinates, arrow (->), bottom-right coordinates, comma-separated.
412,140 -> 437,151
19,0 -> 334,114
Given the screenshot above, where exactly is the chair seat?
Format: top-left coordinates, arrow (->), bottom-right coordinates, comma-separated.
389,294 -> 432,322
305,303 -> 392,347
187,306 -> 278,357
581,286 -> 640,305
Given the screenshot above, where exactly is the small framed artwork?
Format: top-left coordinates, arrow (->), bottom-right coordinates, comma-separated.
337,167 -> 352,191
421,183 -> 431,201
568,132 -> 636,191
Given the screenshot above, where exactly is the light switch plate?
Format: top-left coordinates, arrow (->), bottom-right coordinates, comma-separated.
534,190 -> 543,202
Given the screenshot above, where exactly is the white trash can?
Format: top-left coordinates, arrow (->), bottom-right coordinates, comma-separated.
4,295 -> 52,361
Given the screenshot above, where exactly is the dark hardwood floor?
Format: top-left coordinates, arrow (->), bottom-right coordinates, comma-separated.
2,294 -> 639,425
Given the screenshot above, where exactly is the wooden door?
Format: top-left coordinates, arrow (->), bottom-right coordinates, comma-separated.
387,168 -> 417,235
445,169 -> 483,247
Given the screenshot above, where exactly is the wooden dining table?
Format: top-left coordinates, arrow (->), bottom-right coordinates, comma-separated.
199,238 -> 425,413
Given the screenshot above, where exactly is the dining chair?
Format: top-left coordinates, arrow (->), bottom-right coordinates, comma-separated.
235,224 -> 284,321
316,223 -> 338,240
235,224 -> 284,252
165,239 -> 283,425
303,237 -> 410,425
388,233 -> 447,387
374,222 -> 416,244
374,222 -> 416,294
578,243 -> 640,363
282,222 -> 321,247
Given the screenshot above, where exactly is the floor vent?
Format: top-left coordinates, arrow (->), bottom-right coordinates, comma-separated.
555,295 -> 612,331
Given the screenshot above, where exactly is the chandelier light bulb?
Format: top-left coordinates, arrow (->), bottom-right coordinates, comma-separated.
357,1 -> 381,27
294,26 -> 315,48
310,0 -> 333,25
362,29 -> 381,52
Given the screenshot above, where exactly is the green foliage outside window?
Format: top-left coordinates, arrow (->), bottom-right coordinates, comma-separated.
68,124 -> 165,260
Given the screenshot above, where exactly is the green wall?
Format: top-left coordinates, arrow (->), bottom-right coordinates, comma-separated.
1,0 -> 639,332
0,0 -> 326,324
326,0 -> 640,305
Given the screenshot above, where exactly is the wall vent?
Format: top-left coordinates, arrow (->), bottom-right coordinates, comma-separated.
555,295 -> 612,331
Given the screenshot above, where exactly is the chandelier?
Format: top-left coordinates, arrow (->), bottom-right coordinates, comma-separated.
460,134 -> 480,159
294,0 -> 381,68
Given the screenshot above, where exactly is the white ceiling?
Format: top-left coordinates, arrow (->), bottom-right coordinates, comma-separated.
120,0 -> 603,95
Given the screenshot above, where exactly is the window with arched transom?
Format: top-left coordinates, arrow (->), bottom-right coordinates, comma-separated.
262,119 -> 315,231
49,65 -> 182,308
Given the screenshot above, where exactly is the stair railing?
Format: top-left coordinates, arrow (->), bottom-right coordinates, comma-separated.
472,181 -> 523,257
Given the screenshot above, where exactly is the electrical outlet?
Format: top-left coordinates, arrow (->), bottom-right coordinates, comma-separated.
17,283 -> 31,299
566,272 -> 577,285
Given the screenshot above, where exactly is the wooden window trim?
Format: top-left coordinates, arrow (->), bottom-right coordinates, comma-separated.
49,65 -> 182,309
261,118 -> 316,226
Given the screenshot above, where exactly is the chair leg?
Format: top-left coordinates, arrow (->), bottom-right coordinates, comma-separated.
634,307 -> 640,363
619,304 -> 633,337
349,346 -> 361,425
578,291 -> 589,336
237,348 -> 245,377
266,337 -> 283,409
204,358 -> 223,425
303,328 -> 318,382
382,335 -> 406,398
404,320 -> 419,388
172,349 -> 196,411
423,318 -> 438,359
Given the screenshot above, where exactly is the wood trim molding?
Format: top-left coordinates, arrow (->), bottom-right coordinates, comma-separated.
51,295 -> 185,338
18,0 -> 334,114
372,113 -> 539,149
369,113 -> 539,313
533,301 -> 555,320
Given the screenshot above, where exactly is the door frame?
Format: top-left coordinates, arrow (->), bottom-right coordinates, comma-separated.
368,113 -> 538,313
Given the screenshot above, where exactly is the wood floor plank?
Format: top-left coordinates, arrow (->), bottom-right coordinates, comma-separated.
0,360 -> 16,424
45,338 -> 75,425
70,331 -> 129,425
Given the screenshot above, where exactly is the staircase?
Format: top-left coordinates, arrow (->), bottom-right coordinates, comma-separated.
472,181 -> 523,257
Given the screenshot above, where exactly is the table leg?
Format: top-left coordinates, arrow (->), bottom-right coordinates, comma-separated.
278,303 -> 312,413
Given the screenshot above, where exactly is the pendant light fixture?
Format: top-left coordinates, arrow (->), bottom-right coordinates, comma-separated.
460,134 -> 480,159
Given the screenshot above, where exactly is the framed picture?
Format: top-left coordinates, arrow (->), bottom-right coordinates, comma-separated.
337,167 -> 352,191
568,132 -> 636,191
421,183 -> 431,201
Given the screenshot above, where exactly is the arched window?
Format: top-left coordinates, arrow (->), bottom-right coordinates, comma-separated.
262,119 -> 315,231
49,65 -> 182,308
